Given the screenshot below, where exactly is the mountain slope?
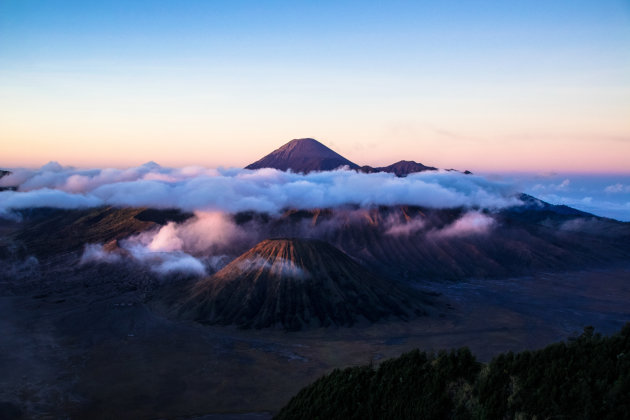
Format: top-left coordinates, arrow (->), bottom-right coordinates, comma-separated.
245,138 -> 360,173
179,238 -> 431,330
360,160 -> 438,176
1,207 -> 192,259
233,203 -> 630,281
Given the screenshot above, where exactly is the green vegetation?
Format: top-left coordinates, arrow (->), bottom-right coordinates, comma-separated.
275,324 -> 630,419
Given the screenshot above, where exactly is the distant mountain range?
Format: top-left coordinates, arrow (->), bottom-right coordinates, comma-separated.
245,137 -> 454,176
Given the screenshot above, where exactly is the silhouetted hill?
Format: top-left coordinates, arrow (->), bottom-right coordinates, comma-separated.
360,160 -> 437,176
276,324 -> 630,420
245,138 -> 360,173
179,238 -> 431,330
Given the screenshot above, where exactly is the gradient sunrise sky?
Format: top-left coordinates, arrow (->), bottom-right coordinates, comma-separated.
1,0 -> 629,172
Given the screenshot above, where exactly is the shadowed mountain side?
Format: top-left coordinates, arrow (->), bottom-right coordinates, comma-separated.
0,207 -> 193,260
245,138 -> 360,173
178,238 -> 431,331
234,200 -> 630,281
3,198 -> 629,283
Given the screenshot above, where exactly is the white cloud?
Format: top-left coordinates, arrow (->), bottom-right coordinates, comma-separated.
80,244 -> 123,264
0,188 -> 103,218
431,212 -> 496,238
0,163 -> 523,216
531,178 -> 571,192
80,241 -> 207,276
605,183 -> 630,193
384,215 -> 426,236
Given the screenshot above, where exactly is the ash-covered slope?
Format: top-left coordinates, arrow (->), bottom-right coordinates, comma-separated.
245,138 -> 360,173
180,238 -> 430,330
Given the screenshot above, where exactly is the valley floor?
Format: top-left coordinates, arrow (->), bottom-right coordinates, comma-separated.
1,266 -> 629,419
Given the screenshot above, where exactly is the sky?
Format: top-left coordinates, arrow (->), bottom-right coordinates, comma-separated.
1,0 -> 629,172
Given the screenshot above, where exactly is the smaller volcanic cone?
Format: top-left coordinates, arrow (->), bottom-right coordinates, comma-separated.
245,138 -> 359,173
179,238 -> 430,330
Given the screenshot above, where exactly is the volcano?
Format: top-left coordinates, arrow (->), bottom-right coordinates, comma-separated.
360,160 -> 438,176
179,238 -> 430,330
245,138 -> 445,176
245,138 -> 360,173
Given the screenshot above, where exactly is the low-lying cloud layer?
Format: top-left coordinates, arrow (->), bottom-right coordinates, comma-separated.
80,240 -> 219,277
0,162 -> 522,217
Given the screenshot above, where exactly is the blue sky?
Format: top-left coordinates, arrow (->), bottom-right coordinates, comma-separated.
1,0 -> 629,171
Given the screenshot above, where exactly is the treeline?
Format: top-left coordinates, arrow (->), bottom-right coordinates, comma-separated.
275,324 -> 630,419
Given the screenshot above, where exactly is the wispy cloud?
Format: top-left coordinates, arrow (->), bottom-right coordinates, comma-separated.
604,183 -> 630,193
431,212 -> 496,238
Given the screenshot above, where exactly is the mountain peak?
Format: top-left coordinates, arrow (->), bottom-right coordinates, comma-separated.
179,237 -> 429,330
245,138 -> 359,173
380,160 -> 438,176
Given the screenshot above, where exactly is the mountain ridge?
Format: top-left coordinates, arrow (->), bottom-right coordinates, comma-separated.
245,138 -> 446,175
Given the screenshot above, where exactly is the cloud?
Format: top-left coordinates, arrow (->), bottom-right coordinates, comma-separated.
238,256 -> 310,280
139,211 -> 248,254
559,218 -> 606,233
384,214 -> 426,236
77,211 -> 250,277
0,188 -> 103,218
0,162 -> 523,217
605,183 -> 630,193
558,179 -> 570,189
80,241 -> 207,276
80,244 -> 123,264
125,244 -> 206,276
531,178 -> 571,192
431,212 -> 496,238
